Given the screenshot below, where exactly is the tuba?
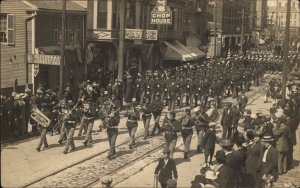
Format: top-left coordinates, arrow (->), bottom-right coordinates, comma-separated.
31,106 -> 51,128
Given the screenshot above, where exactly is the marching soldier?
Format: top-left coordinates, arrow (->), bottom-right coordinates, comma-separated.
141,97 -> 153,140
105,105 -> 120,159
31,88 -> 44,133
63,100 -> 79,154
237,90 -> 248,113
161,112 -> 181,159
125,105 -> 140,149
180,107 -> 195,159
36,102 -> 51,152
83,100 -> 96,146
194,109 -> 209,153
150,94 -> 164,136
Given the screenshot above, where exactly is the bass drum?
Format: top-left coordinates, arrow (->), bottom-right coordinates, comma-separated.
206,107 -> 219,122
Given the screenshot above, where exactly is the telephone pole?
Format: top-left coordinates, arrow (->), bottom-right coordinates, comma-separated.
59,0 -> 66,98
214,0 -> 217,57
118,0 -> 126,80
240,8 -> 245,54
281,0 -> 291,98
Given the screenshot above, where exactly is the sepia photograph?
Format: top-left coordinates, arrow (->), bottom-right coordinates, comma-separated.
1,0 -> 300,187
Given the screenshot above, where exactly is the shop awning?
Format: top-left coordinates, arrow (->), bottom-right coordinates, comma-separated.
187,46 -> 206,58
163,40 -> 197,62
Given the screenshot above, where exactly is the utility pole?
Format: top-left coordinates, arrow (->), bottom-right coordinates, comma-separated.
240,8 -> 245,54
282,0 -> 291,98
59,0 -> 66,99
214,0 -> 217,57
118,0 -> 126,80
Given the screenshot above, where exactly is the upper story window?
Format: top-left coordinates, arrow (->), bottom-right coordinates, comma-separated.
98,0 -> 108,29
0,13 -> 15,45
53,15 -> 81,45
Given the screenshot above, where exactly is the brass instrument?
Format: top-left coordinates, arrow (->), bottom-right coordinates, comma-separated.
30,106 -> 51,128
99,107 -> 120,129
53,101 -> 79,132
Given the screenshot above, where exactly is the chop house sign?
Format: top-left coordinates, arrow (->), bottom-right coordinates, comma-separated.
151,0 -> 172,25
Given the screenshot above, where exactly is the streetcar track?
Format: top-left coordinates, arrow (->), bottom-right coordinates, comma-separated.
23,73 -> 277,187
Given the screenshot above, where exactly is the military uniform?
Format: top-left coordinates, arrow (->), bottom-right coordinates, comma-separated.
126,107 -> 140,149
141,98 -> 153,140
63,100 -> 79,154
36,102 -> 51,152
106,107 -> 120,159
180,108 -> 195,159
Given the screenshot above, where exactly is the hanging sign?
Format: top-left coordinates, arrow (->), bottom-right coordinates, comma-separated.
28,54 -> 61,66
151,0 -> 172,25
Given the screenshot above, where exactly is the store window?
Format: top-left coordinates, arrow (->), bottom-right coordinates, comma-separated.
98,0 -> 108,29
0,14 -> 15,45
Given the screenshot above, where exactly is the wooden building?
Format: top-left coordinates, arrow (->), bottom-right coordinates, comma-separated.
0,0 -> 86,95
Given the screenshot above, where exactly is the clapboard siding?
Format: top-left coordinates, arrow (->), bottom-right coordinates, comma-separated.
0,0 -> 33,90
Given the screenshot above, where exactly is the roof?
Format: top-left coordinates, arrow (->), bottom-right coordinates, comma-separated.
24,0 -> 86,12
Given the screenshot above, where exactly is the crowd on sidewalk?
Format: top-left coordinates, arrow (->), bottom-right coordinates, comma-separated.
153,78 -> 300,188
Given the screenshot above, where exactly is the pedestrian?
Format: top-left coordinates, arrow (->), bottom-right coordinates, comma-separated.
154,148 -> 178,188
258,135 -> 278,187
125,105 -> 139,149
24,88 -> 32,134
201,122 -> 216,166
209,150 -> 235,188
161,112 -> 181,158
221,102 -> 234,139
219,138 -> 241,187
273,112 -> 289,175
141,97 -> 152,140
246,130 -> 263,188
180,107 -> 195,159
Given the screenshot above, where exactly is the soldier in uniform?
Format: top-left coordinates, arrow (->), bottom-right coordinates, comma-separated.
180,107 -> 195,159
201,122 -> 217,166
135,73 -> 142,103
161,112 -> 181,159
237,90 -> 248,113
36,102 -> 51,152
150,94 -> 164,136
194,109 -> 209,153
125,105 -> 140,149
31,88 -> 44,133
141,97 -> 153,140
63,100 -> 79,154
112,79 -> 123,106
105,106 -> 120,159
82,100 -> 96,146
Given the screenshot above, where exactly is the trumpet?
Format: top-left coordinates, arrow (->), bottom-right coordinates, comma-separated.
31,106 -> 51,128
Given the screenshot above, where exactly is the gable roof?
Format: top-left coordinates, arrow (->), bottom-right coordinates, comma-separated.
24,0 -> 86,12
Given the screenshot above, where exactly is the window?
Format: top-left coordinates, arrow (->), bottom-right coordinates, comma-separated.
0,14 -> 15,45
0,14 -> 7,43
97,0 -> 108,29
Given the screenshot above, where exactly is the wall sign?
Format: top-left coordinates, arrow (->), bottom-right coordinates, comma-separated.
151,0 -> 172,25
28,54 -> 61,66
125,29 -> 158,40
